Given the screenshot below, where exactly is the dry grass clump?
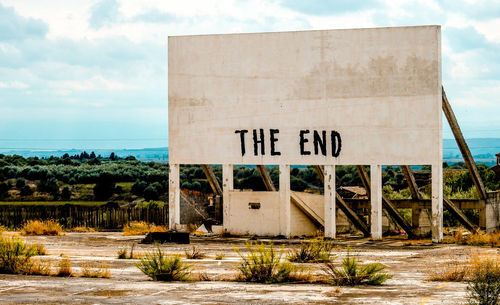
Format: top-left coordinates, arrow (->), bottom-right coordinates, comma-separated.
56,257 -> 73,277
30,243 -> 46,256
21,220 -> 63,236
117,244 -> 139,259
80,261 -> 111,278
323,249 -> 393,286
67,226 -> 96,233
428,253 -> 500,283
235,242 -> 311,284
122,221 -> 167,236
0,236 -> 38,274
215,253 -> 225,260
467,257 -> 500,305
444,229 -> 500,247
185,246 -> 205,259
288,238 -> 334,263
136,247 -> 190,281
26,259 -> 52,276
428,259 -> 469,282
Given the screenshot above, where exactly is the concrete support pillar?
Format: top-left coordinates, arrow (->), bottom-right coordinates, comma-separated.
168,163 -> 180,229
370,164 -> 382,240
222,164 -> 233,231
431,163 -> 443,242
324,165 -> 336,238
279,164 -> 291,237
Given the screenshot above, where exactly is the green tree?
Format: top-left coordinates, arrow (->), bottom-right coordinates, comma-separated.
93,173 -> 115,200
60,186 -> 71,200
15,178 -> 25,189
20,185 -> 33,196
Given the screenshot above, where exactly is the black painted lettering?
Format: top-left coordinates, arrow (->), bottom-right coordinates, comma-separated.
331,130 -> 342,157
253,128 -> 265,156
270,129 -> 281,156
299,130 -> 311,155
313,130 -> 327,156
234,130 -> 248,156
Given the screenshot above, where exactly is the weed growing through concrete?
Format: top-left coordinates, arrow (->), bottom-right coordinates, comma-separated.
80,261 -> 111,278
235,242 -> 311,284
0,236 -> 38,274
67,226 -> 96,233
323,249 -> 392,286
467,258 -> 500,305
136,247 -> 190,281
444,229 -> 500,248
287,238 -> 334,263
117,248 -> 127,259
185,246 -> 205,259
21,220 -> 62,236
26,259 -> 52,276
428,258 -> 469,282
56,257 -> 72,277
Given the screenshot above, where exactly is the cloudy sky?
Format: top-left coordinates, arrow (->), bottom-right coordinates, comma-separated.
0,0 -> 499,150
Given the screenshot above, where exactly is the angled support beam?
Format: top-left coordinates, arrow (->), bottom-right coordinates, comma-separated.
442,87 -> 487,200
401,165 -> 422,200
256,165 -> 277,191
201,164 -> 223,197
336,192 -> 370,236
313,165 -> 369,236
443,197 -> 478,233
291,193 -> 324,228
357,165 -> 417,239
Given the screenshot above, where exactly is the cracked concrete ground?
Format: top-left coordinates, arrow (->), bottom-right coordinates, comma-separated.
0,232 -> 497,304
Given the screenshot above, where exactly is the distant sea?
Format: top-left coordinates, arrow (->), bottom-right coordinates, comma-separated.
0,138 -> 499,165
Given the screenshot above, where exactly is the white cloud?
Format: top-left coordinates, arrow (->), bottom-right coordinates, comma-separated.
0,80 -> 28,89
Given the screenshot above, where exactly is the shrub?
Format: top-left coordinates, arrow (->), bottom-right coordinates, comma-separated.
56,257 -> 72,277
122,221 -> 167,236
323,249 -> 393,286
136,200 -> 164,209
30,243 -> 46,256
117,248 -> 127,259
136,247 -> 190,281
288,239 -> 334,263
185,246 -> 205,259
0,236 -> 37,274
26,259 -> 52,276
143,185 -> 159,201
80,261 -> 111,278
467,258 -> 500,305
20,185 -> 34,196
16,178 -> 25,189
21,220 -> 63,236
235,242 -> 309,284
60,186 -> 71,200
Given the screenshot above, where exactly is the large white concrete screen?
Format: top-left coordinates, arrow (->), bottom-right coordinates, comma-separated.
169,26 -> 442,166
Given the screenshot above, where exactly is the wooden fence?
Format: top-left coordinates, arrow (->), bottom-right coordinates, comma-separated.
0,205 -> 168,229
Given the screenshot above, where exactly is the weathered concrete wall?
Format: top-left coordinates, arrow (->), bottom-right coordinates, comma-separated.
227,191 -> 281,236
168,26 -> 442,166
486,191 -> 500,233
